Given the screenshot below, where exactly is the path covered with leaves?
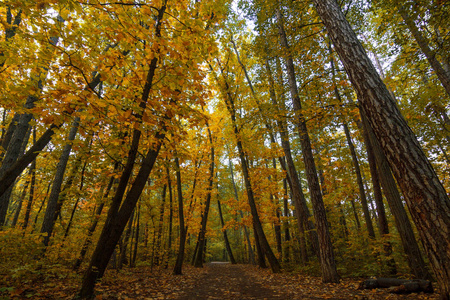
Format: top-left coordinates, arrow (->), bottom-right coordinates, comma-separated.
0,263 -> 439,299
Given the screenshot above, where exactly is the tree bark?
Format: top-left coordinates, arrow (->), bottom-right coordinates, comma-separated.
154,184 -> 167,266
314,0 -> 448,296
359,114 -> 397,275
22,128 -> 36,230
361,112 -> 431,279
282,178 -> 291,263
0,17 -> 63,225
118,209 -> 135,269
277,7 -> 338,283
79,130 -> 164,297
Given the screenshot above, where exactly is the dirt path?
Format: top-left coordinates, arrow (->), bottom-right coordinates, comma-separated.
0,263 -> 440,299
175,262 -> 288,299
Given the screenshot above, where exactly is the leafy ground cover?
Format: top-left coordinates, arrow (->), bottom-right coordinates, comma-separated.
0,263 -> 439,299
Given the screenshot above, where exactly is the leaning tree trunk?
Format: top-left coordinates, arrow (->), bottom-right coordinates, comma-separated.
73,163 -> 118,270
277,7 -> 338,283
0,17 -> 63,226
78,5 -> 167,298
265,57 -> 318,262
359,115 -> 397,275
361,112 -> 431,280
78,129 -> 164,297
314,0 -> 448,297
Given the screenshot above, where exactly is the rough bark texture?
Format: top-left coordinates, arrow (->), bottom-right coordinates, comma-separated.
361,112 -> 431,280
277,7 -> 338,283
314,0 -> 448,297
359,114 -> 396,275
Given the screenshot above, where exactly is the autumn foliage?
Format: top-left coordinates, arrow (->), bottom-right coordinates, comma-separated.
0,0 -> 449,299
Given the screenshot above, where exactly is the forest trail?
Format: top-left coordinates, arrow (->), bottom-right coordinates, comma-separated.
175,262 -> 288,299
0,263 -> 440,299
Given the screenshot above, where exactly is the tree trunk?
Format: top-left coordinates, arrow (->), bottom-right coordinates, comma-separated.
78,5 -> 166,297
22,129 -> 36,230
361,112 -> 431,279
282,178 -> 291,263
118,210 -> 135,269
360,114 -> 397,275
41,117 -> 80,246
217,198 -> 236,264
193,125 -> 215,268
0,18 -> 63,225
277,7 -> 339,283
79,130 -> 164,297
173,156 -> 187,275
216,59 -> 281,273
265,57 -> 316,262
314,0 -> 448,296
154,184 -> 167,266
228,158 -> 255,265
73,164 -> 118,270
343,123 -> 375,238
131,204 -> 140,268
165,165 -> 174,269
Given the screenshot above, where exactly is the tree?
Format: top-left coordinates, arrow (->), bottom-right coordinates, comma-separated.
276,6 -> 339,283
313,0 -> 450,297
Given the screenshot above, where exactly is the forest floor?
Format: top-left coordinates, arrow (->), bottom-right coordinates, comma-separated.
0,262 -> 440,299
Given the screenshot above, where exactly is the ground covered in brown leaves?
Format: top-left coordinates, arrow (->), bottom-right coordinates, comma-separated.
0,263 -> 440,299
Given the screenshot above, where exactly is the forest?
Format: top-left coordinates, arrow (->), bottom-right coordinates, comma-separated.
0,0 -> 449,299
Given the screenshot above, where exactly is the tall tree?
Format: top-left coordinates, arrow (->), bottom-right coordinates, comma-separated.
276,7 -> 339,283
313,0 -> 450,297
